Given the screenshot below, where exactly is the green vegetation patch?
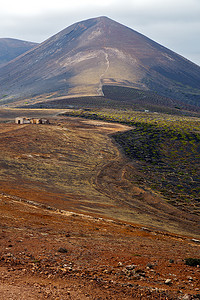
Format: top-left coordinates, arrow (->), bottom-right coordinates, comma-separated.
185,258 -> 200,267
113,124 -> 200,212
61,109 -> 200,214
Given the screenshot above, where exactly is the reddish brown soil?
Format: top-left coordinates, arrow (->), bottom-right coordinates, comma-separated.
0,193 -> 200,299
0,115 -> 199,299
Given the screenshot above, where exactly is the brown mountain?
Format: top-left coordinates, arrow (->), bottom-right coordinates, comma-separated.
0,38 -> 38,67
0,17 -> 199,107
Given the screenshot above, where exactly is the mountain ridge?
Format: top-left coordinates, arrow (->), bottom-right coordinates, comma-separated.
0,16 -> 199,108
0,38 -> 38,68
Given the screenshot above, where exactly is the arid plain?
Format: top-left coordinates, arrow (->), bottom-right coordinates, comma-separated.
0,109 -> 199,299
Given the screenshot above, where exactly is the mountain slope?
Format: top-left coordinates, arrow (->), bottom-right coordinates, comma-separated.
0,17 -> 199,107
0,38 -> 38,67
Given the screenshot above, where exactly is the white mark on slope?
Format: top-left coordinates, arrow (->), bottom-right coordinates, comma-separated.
97,50 -> 110,96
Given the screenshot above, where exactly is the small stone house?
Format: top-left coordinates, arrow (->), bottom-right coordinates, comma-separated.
39,119 -> 50,124
15,117 -> 49,125
15,117 -> 31,124
30,118 -> 40,124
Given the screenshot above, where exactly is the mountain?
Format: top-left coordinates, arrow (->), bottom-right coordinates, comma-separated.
0,38 -> 38,67
0,17 -> 200,107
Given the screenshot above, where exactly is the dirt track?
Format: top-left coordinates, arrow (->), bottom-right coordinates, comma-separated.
94,159 -> 200,236
0,117 -> 199,237
0,115 -> 200,299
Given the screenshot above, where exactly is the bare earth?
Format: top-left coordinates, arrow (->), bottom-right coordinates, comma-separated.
0,112 -> 199,299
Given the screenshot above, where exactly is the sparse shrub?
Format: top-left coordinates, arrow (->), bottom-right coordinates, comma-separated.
61,107 -> 200,214
185,258 -> 200,266
58,247 -> 68,253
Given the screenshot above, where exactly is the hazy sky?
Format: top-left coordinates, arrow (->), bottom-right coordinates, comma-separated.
0,0 -> 200,65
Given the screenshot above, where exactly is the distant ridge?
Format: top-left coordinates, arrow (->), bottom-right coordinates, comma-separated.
0,38 -> 38,67
0,17 -> 199,108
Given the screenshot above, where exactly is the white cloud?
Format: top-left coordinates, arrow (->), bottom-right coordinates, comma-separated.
1,0 -> 116,15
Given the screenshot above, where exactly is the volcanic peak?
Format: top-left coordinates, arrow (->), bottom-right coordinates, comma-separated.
0,16 -> 199,108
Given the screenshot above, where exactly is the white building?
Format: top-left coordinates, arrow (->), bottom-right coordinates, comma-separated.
15,117 -> 31,124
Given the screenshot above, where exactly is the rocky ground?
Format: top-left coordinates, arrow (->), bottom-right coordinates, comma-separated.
0,192 -> 200,299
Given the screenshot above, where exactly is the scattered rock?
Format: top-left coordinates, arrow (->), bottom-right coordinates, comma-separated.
181,294 -> 191,300
191,239 -> 200,244
141,227 -> 151,232
4,253 -> 13,257
127,283 -> 134,287
187,276 -> 193,281
165,279 -> 172,285
125,264 -> 136,270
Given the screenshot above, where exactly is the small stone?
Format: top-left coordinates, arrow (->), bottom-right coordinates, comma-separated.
118,262 -> 123,267
127,283 -> 134,287
147,263 -> 154,269
4,253 -> 13,257
165,279 -> 172,285
182,294 -> 191,300
191,239 -> 200,244
126,264 -> 136,270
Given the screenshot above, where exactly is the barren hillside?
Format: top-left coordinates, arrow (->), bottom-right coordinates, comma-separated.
0,17 -> 199,108
0,38 -> 37,67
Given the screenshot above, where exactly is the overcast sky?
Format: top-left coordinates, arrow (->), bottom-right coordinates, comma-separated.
0,0 -> 200,66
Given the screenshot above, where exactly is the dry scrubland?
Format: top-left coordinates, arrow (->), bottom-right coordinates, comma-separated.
63,108 -> 200,219
0,113 -> 199,236
0,109 -> 199,299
